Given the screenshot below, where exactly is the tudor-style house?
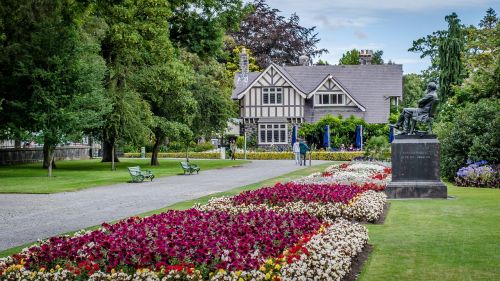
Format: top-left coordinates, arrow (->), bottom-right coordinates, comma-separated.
232,51 -> 403,148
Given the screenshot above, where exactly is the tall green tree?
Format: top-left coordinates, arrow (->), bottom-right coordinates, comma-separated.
0,0 -> 109,176
96,0 -> 174,166
339,49 -> 360,65
402,74 -> 425,108
135,58 -> 197,166
372,50 -> 384,64
438,13 -> 466,102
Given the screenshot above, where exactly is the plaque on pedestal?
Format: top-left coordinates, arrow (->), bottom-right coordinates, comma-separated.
386,135 -> 447,199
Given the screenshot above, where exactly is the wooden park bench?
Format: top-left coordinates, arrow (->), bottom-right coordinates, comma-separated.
127,166 -> 154,183
180,161 -> 200,175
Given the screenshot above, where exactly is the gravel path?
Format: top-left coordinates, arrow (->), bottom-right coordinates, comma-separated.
0,160 -> 328,251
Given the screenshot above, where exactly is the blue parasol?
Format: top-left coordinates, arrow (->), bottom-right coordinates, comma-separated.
291,125 -> 297,146
323,125 -> 331,149
389,126 -> 394,143
355,125 -> 363,149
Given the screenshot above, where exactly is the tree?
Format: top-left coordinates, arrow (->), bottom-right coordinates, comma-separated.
135,59 -> 197,166
339,49 -> 360,65
230,0 -> 328,68
438,13 -> 466,102
372,50 -> 384,64
408,30 -> 447,82
402,74 -> 425,108
316,59 -> 330,65
0,0 -> 110,176
169,0 -> 250,58
96,1 -> 175,167
479,8 -> 498,29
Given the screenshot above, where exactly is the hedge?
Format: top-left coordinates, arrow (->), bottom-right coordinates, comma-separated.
123,151 -> 364,161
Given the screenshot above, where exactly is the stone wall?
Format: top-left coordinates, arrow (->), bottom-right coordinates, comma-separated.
0,146 -> 90,165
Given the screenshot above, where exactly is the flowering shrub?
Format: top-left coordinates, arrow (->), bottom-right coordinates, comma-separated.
233,182 -> 362,206
455,160 -> 499,188
1,218 -> 368,281
294,162 -> 391,190
1,210 -> 322,279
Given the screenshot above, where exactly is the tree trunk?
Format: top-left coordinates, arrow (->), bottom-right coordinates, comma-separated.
101,139 -> 119,162
43,144 -> 56,177
14,139 -> 21,148
43,144 -> 56,169
111,145 -> 116,171
151,136 -> 164,166
88,136 -> 93,158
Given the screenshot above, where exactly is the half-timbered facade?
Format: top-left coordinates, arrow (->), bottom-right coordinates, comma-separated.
232,62 -> 402,148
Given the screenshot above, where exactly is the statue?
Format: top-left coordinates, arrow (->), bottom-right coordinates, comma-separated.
391,82 -> 439,135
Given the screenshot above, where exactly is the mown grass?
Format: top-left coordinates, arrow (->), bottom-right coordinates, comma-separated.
0,158 -> 249,194
360,184 -> 500,281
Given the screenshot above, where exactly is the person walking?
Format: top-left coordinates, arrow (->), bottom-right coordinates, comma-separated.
292,139 -> 301,165
299,139 -> 310,166
229,140 -> 237,160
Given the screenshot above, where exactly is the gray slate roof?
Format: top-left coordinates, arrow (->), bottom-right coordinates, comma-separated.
232,64 -> 403,102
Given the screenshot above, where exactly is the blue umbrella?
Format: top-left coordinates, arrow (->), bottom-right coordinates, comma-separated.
291,125 -> 297,146
323,125 -> 330,149
389,126 -> 394,143
355,125 -> 363,149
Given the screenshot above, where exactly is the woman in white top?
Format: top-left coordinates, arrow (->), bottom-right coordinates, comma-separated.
292,141 -> 301,165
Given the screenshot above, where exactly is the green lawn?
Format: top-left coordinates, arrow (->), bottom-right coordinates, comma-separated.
0,158 -> 249,194
360,185 -> 500,281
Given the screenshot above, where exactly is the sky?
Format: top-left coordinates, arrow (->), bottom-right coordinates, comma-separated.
264,0 -> 499,74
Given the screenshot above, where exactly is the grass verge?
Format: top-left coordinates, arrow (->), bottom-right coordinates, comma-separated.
0,158 -> 249,194
360,184 -> 500,281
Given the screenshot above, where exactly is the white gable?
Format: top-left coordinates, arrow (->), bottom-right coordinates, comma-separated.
308,75 -> 366,111
237,64 -> 306,99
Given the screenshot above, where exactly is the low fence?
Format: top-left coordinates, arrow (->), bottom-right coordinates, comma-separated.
0,146 -> 90,165
123,151 -> 364,161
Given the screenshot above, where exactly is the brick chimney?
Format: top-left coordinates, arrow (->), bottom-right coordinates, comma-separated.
299,54 -> 310,66
237,47 -> 249,84
359,49 -> 373,65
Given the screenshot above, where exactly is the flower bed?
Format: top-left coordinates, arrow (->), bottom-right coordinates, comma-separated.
198,183 -> 386,222
294,162 -> 391,191
0,212 -> 367,281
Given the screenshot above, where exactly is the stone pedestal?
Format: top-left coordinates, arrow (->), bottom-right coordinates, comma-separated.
386,135 -> 447,199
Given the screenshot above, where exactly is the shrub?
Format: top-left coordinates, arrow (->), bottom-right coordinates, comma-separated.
364,136 -> 391,161
455,160 -> 499,188
436,99 -> 500,180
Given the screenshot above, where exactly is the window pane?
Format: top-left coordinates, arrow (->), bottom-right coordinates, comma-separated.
260,130 -> 266,143
280,124 -> 285,129
267,130 -> 272,142
273,130 -> 279,142
277,93 -> 282,104
260,125 -> 265,129
338,94 -> 343,104
331,94 -> 337,104
267,124 -> 272,129
263,93 -> 269,104
280,130 -> 286,142
274,124 -> 279,128
323,94 -> 329,104
270,93 -> 275,104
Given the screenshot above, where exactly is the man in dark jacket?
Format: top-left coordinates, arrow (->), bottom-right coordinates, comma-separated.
299,139 -> 310,166
391,82 -> 438,134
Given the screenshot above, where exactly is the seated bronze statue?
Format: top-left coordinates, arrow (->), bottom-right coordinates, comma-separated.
391,82 -> 439,135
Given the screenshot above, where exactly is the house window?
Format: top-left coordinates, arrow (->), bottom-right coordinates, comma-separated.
315,93 -> 345,106
263,87 -> 283,105
259,124 -> 287,144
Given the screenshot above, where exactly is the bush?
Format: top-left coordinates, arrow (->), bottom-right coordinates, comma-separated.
436,99 -> 500,180
364,136 -> 391,161
455,160 -> 499,188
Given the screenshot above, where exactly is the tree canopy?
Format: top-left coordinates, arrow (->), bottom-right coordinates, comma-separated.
229,0 -> 327,68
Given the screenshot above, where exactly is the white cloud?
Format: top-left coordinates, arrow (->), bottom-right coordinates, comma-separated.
316,15 -> 380,29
